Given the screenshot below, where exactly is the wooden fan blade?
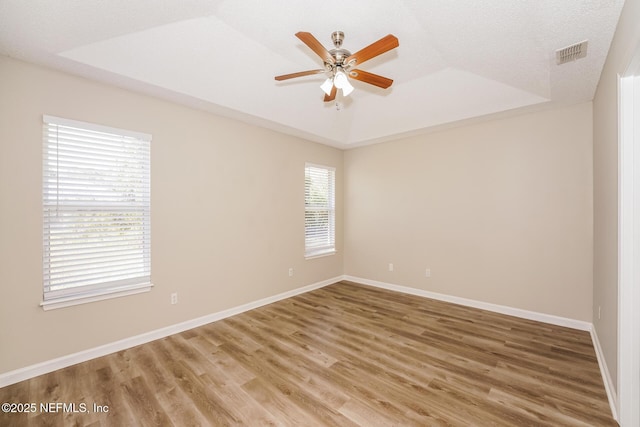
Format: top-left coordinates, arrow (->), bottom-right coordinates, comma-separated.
296,31 -> 335,65
344,34 -> 399,66
323,85 -> 337,102
348,69 -> 393,89
275,69 -> 325,81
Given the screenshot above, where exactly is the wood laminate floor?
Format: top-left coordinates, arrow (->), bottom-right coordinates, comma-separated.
0,281 -> 617,426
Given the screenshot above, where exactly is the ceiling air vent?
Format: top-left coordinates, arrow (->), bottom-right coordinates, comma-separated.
556,40 -> 588,65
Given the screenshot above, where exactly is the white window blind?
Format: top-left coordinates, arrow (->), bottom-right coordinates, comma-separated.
42,115 -> 151,308
305,163 -> 335,258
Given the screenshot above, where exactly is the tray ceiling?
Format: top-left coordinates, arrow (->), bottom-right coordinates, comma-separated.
0,0 -> 625,148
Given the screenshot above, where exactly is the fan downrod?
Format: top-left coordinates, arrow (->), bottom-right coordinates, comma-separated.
331,31 -> 344,48
328,31 -> 352,66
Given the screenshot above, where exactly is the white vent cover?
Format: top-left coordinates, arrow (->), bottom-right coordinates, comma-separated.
556,40 -> 588,65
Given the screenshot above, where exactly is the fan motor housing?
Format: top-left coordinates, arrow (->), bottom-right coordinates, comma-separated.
329,48 -> 352,66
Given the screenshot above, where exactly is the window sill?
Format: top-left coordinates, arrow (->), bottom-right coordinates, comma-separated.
40,283 -> 153,311
305,250 -> 336,260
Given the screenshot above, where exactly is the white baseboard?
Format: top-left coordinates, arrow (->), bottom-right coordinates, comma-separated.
344,276 -> 621,421
0,276 -> 342,388
343,275 -> 592,331
590,326 -> 619,422
1,273 -> 618,424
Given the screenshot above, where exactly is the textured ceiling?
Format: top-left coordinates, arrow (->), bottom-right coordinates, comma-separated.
0,0 -> 625,148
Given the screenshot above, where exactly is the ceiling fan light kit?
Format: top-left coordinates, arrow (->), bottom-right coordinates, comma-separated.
275,31 -> 399,103
332,68 -> 354,96
320,78 -> 334,96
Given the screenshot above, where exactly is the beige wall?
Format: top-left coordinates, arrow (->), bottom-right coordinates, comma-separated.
0,50 -> 604,377
593,0 -> 640,393
0,56 -> 343,374
344,103 -> 593,321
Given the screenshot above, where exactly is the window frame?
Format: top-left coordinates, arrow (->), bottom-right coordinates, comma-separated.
304,163 -> 336,259
41,115 -> 152,310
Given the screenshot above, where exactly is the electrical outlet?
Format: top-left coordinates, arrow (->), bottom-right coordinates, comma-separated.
425,268 -> 431,278
388,263 -> 394,272
171,293 -> 178,305
288,268 -> 294,277
598,306 -> 601,320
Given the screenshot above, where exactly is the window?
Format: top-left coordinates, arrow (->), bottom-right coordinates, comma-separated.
42,115 -> 151,310
305,163 -> 335,258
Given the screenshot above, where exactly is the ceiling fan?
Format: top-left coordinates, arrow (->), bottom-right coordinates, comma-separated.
275,31 -> 399,102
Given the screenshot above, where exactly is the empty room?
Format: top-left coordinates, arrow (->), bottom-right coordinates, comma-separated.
1,1 -> 639,426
